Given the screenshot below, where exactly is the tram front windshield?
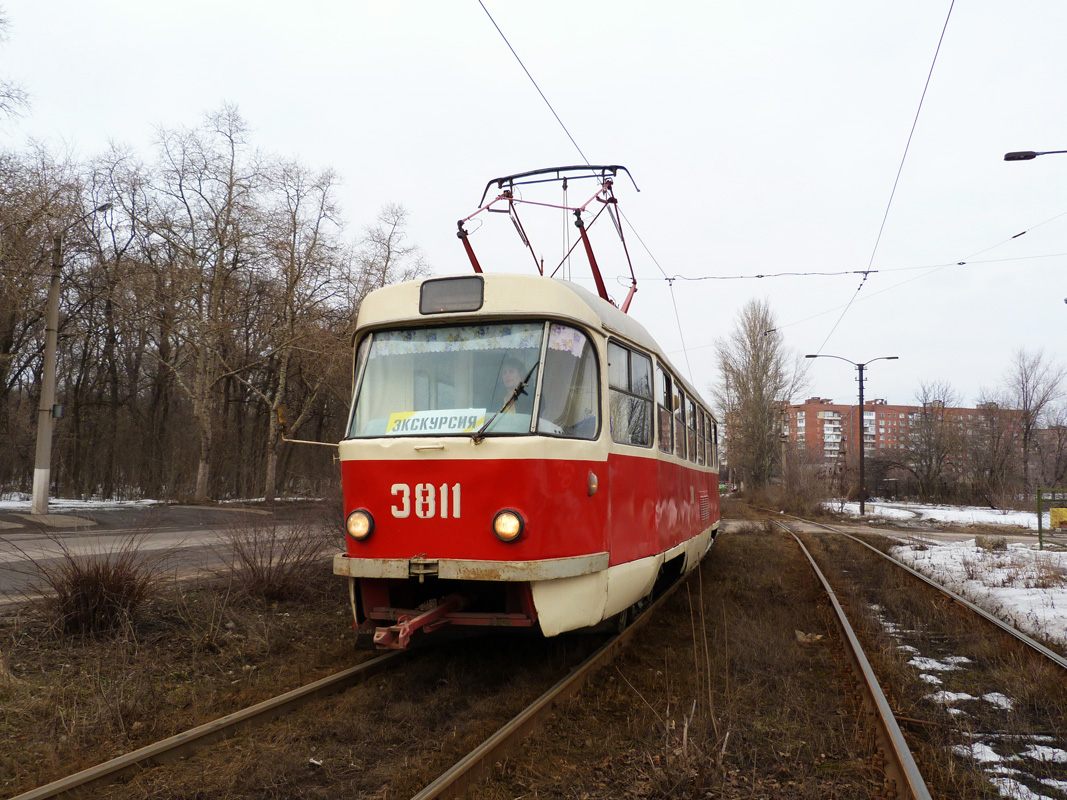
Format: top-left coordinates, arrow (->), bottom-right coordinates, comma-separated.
347,321 -> 599,439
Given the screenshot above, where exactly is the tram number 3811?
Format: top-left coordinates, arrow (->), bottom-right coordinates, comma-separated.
391,483 -> 462,519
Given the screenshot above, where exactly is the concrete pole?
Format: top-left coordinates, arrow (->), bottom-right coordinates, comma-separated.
857,362 -> 866,516
30,234 -> 62,515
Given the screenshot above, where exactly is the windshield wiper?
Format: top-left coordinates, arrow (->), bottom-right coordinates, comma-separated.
471,364 -> 538,444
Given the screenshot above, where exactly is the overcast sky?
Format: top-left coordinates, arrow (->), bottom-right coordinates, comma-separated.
2,0 -> 1064,409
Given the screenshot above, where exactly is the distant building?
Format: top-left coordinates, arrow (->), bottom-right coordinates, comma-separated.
782,396 -> 1020,468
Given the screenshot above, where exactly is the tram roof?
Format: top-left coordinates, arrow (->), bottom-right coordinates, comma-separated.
356,273 -> 708,404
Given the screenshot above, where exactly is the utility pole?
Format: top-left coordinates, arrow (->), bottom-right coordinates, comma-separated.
857,361 -> 866,515
805,353 -> 898,516
30,236 -> 63,516
30,203 -> 112,515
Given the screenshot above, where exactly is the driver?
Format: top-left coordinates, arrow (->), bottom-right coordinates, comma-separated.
497,355 -> 535,414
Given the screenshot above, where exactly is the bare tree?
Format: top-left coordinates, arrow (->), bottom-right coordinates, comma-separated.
779,437 -> 826,514
894,381 -> 964,501
964,390 -> 1020,507
1039,403 -> 1067,489
0,147 -> 79,490
0,13 -> 28,119
98,146 -> 195,497
713,298 -> 802,491
129,105 -> 265,502
255,160 -> 347,502
351,204 -> 428,304
0,108 -> 427,503
1003,348 -> 1065,492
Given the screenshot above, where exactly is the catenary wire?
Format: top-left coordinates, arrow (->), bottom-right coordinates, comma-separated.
477,0 -> 694,382
812,0 -> 956,358
668,238 -> 1067,354
636,202 -> 1067,284
638,250 -> 1067,284
476,1 -> 591,168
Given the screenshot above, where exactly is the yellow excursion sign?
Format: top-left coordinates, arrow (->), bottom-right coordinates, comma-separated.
385,409 -> 486,435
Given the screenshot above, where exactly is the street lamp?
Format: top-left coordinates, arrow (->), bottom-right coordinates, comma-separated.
1004,149 -> 1067,161
31,202 -> 112,516
1005,148 -> 1067,308
805,353 -> 899,516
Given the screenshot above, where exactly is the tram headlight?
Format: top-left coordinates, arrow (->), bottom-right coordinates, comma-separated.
492,509 -> 525,542
345,509 -> 374,541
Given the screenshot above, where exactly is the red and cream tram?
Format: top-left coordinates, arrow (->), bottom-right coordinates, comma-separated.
334,167 -> 720,648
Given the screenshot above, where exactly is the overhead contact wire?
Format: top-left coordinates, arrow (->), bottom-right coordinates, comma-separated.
667,279 -> 694,382
476,0 -> 591,167
814,0 -> 955,357
866,0 -> 956,276
477,0 -> 696,372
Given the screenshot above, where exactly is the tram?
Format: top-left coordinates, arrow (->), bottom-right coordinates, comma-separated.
333,167 -> 720,648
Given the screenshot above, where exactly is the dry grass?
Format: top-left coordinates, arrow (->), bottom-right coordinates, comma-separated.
5,528 -> 883,799
0,575 -> 353,798
12,517 -> 1058,798
957,545 -> 1067,591
975,535 -> 1009,552
220,517 -> 333,602
476,528 -> 885,799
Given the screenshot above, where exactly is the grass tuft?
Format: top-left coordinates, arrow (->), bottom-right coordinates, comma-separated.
221,517 -> 333,602
975,535 -> 1008,552
33,536 -> 157,636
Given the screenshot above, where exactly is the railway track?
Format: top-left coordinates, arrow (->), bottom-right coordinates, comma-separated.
774,514 -> 1067,798
10,580 -> 678,800
769,518 -> 932,799
11,649 -> 414,800
409,585 -> 675,800
787,514 -> 1067,670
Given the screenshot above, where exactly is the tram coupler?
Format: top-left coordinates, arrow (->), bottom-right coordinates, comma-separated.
372,594 -> 468,650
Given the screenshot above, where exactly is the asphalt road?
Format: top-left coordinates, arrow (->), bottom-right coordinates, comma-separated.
0,504 -> 332,603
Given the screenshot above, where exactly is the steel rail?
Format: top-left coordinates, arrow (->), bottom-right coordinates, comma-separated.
790,515 -> 1067,671
11,649 -> 413,800
410,569 -> 690,800
774,521 -> 933,800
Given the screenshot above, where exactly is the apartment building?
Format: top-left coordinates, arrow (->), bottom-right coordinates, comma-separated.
783,396 -> 1009,466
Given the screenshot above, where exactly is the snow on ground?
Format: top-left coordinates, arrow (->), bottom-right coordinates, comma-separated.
889,537 -> 1067,652
0,493 -> 160,511
834,500 -> 1052,530
836,502 -> 1067,798
832,500 -> 1067,652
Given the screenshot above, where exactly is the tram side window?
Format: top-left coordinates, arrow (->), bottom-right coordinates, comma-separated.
657,366 -> 673,453
607,342 -> 653,447
686,396 -> 698,463
704,412 -> 713,467
707,414 -> 719,468
696,411 -> 705,466
673,382 -> 687,460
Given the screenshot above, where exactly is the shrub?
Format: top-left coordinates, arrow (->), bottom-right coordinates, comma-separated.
33,535 -> 157,636
975,535 -> 1008,552
221,517 -> 333,602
